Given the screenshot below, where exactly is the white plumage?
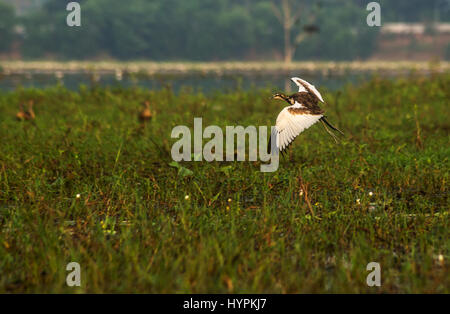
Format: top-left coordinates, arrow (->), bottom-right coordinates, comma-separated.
271,77 -> 325,152
274,108 -> 323,151
291,77 -> 324,103
270,77 -> 344,154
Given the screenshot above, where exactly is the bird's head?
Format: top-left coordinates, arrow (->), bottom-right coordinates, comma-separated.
271,93 -> 288,101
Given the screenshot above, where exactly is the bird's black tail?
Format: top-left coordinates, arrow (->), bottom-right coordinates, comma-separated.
320,116 -> 344,135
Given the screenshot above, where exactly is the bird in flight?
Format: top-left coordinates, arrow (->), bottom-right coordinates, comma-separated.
269,77 -> 343,154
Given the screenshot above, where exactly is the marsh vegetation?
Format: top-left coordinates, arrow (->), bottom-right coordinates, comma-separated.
0,74 -> 448,292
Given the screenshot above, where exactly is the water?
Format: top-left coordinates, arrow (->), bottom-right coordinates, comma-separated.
0,72 -> 375,94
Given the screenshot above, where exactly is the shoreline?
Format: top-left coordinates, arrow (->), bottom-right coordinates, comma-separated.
1,61 -> 449,76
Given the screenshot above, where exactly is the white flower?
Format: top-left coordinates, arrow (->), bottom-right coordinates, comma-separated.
438,254 -> 444,262
356,198 -> 361,205
76,194 -> 81,199
185,195 -> 190,200
369,191 -> 374,197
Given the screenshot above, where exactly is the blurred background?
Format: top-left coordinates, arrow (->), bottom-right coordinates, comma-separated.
0,0 -> 449,91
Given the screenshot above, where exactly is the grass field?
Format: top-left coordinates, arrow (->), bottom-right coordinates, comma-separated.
0,74 -> 448,293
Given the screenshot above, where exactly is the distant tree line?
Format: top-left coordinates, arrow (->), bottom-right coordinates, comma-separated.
0,0 -> 448,61
0,1 -> 16,53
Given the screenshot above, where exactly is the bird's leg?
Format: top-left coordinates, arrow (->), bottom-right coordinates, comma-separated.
320,119 -> 339,143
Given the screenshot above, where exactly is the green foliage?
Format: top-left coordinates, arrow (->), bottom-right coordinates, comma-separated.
2,0 -> 447,60
0,1 -> 15,52
20,0 -> 273,60
446,43 -> 450,61
378,0 -> 450,22
296,1 -> 379,60
0,74 -> 449,292
19,0 -> 375,60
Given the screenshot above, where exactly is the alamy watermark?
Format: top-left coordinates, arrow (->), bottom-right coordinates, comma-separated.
366,262 -> 381,287
171,118 -> 279,172
66,262 -> 81,287
66,2 -> 81,27
66,1 -> 382,28
366,2 -> 381,27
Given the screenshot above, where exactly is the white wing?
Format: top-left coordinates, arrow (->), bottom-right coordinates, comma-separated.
291,77 -> 324,103
273,106 -> 323,151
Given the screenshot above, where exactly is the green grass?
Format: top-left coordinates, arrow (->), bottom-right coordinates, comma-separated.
0,74 -> 448,293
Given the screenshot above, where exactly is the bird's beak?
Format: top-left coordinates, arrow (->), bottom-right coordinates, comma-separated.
272,95 -> 282,101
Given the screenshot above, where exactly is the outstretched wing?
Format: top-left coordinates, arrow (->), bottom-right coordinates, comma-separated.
273,106 -> 323,152
291,77 -> 324,103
